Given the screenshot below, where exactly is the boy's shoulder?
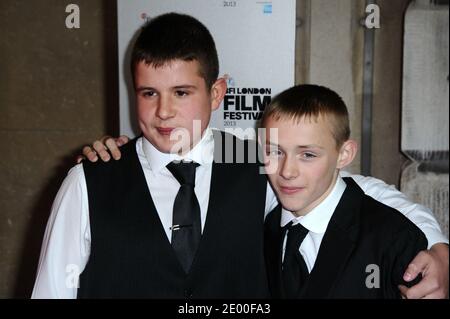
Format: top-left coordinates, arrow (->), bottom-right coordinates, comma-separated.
342,177 -> 427,245
82,136 -> 139,175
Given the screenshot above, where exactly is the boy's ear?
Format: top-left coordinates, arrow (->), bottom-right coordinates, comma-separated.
210,77 -> 227,111
337,139 -> 358,169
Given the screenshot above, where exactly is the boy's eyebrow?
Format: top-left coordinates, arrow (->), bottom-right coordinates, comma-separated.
265,142 -> 324,150
135,86 -> 155,92
173,85 -> 198,90
265,142 -> 279,147
135,85 -> 198,92
297,145 -> 325,150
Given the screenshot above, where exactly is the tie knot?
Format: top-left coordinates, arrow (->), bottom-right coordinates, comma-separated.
167,161 -> 199,186
285,222 -> 309,249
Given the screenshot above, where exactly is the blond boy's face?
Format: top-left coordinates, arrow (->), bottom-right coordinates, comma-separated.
264,115 -> 345,216
135,60 -> 223,154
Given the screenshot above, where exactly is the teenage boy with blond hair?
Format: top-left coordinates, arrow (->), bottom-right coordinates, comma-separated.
262,84 -> 428,298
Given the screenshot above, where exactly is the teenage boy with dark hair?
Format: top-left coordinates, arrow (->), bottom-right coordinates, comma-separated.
32,13 -> 448,299
262,84 -> 428,298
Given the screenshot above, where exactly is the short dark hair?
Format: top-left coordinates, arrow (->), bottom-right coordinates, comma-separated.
131,12 -> 219,88
261,84 -> 350,148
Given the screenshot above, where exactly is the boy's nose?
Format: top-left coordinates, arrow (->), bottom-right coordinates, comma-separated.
156,96 -> 176,120
279,157 -> 299,180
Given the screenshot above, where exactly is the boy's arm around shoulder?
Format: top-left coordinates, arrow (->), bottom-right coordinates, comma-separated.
386,217 -> 428,297
341,171 -> 448,248
342,172 -> 449,298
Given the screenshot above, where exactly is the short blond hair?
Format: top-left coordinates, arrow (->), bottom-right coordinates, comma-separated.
261,84 -> 350,148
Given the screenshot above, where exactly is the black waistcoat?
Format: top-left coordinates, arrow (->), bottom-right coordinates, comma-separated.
78,131 -> 270,298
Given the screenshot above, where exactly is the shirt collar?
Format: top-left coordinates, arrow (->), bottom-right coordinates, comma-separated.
142,127 -> 214,173
280,176 -> 347,234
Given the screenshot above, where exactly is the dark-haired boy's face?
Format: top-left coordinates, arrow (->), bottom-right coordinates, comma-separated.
263,115 -> 343,216
135,60 -> 223,154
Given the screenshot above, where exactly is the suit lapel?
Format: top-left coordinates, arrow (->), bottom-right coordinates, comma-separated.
264,205 -> 286,298
301,178 -> 363,298
192,131 -> 236,259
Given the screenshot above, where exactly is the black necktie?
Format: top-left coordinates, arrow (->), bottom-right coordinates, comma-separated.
167,161 -> 201,273
282,222 -> 309,298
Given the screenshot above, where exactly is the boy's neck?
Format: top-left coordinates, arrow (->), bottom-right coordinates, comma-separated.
142,128 -> 214,169
293,170 -> 340,217
178,127 -> 211,156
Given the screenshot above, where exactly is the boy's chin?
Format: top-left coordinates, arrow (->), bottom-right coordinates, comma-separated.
279,200 -> 306,214
169,143 -> 194,155
149,141 -> 181,154
158,144 -> 189,154
147,137 -> 189,154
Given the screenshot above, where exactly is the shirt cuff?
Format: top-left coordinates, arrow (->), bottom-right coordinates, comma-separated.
421,227 -> 449,249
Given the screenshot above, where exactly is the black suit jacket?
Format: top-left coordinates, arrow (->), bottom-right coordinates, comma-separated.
264,177 -> 428,299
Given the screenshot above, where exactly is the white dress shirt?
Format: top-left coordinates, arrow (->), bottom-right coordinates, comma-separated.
281,176 -> 347,272
31,130 -> 448,298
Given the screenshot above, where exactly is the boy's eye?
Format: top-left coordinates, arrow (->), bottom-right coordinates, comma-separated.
142,90 -> 156,98
175,90 -> 189,97
301,152 -> 317,160
266,148 -> 282,157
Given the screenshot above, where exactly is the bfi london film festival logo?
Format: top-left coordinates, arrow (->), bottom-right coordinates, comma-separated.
222,74 -> 272,127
